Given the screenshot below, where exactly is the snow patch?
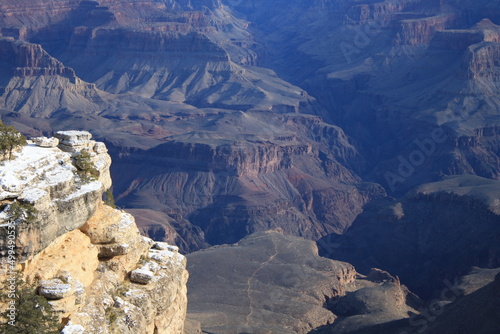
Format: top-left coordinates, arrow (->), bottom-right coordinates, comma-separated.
0,144 -> 74,200
61,181 -> 102,201
0,171 -> 21,193
21,188 -> 47,203
61,322 -> 86,334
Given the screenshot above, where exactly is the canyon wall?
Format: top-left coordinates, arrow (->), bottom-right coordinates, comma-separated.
0,132 -> 187,334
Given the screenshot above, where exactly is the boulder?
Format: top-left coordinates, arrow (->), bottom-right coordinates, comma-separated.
97,243 -> 131,258
55,131 -> 93,150
38,279 -> 72,300
130,268 -> 155,285
32,137 -> 59,148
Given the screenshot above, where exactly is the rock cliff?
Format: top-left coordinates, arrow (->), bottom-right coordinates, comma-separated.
234,0 -> 500,194
319,175 -> 500,299
112,112 -> 385,251
0,131 -> 187,334
186,231 -> 420,334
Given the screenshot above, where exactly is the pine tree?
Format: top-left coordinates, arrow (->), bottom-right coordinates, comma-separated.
0,122 -> 27,161
74,150 -> 99,183
6,201 -> 38,225
104,189 -> 116,208
0,276 -> 60,333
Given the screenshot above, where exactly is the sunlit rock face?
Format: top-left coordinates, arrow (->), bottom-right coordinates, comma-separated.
0,136 -> 188,334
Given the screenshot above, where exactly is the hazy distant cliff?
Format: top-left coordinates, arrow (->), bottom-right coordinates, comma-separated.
0,131 -> 187,333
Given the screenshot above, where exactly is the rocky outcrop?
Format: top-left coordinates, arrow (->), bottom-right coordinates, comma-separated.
0,142 -> 104,261
0,133 -> 188,333
310,266 -> 500,334
0,37 -> 76,79
396,13 -> 458,45
319,175 -> 500,299
186,231 -> 419,334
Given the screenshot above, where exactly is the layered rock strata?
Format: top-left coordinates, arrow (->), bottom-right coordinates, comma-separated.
0,132 -> 187,333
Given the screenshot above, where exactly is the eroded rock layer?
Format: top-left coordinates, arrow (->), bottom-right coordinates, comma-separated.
0,134 -> 188,334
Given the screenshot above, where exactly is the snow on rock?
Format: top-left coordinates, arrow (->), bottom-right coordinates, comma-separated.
52,130 -> 112,189
0,170 -> 21,193
61,181 -> 103,202
130,268 -> 155,284
61,322 -> 86,334
149,248 -> 186,267
39,278 -> 73,300
20,188 -> 48,204
93,142 -> 107,154
55,131 -> 93,147
0,138 -> 108,261
33,136 -> 59,148
0,144 -> 77,201
153,242 -> 179,253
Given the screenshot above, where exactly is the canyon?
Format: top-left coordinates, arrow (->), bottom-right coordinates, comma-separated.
0,0 -> 498,249
0,0 -> 499,333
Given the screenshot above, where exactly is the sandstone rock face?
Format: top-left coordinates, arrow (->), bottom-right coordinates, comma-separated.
0,138 -> 188,334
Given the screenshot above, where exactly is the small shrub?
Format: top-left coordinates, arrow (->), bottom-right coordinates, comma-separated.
6,201 -> 38,225
74,150 -> 99,183
104,189 -> 116,208
105,305 -> 125,327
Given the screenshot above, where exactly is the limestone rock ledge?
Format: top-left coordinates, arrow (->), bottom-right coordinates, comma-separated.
0,131 -> 187,334
0,131 -> 111,261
